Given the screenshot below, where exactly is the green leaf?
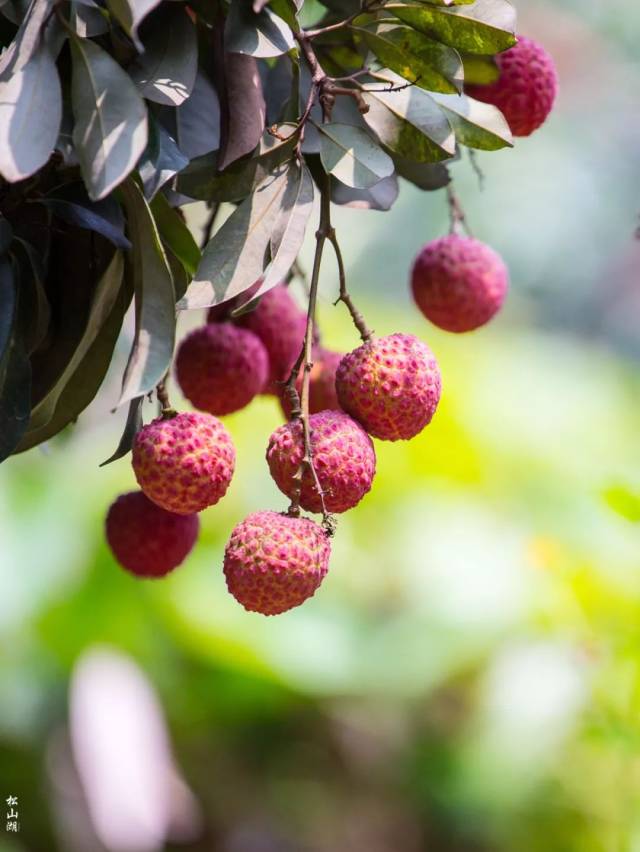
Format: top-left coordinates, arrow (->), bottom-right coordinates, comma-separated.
11,238 -> 50,354
176,124 -> 297,203
392,155 -> 450,190
118,179 -> 176,405
460,51 -> 499,84
39,184 -> 131,249
257,161 -> 313,295
358,24 -> 463,94
430,91 -> 512,149
388,0 -> 516,55
362,71 -> 455,163
100,396 -> 143,466
70,1 -> 109,37
150,193 -> 200,277
317,122 -> 394,189
332,174 -> 399,210
0,41 -> 62,181
0,257 -> 31,461
179,165 -> 290,311
105,0 -> 162,51
129,5 -> 197,107
0,0 -> 53,77
171,70 -> 220,159
225,0 -> 295,58
70,36 -> 148,200
138,116 -> 189,201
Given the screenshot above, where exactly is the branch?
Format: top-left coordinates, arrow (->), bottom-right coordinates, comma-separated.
156,374 -> 176,419
447,185 -> 472,237
304,0 -> 386,38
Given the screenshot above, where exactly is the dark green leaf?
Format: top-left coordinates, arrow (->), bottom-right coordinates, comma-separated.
150,193 -> 200,277
225,0 -> 295,57
331,173 -> 399,210
461,51 -> 499,84
100,396 -> 143,466
105,0 -> 162,51
358,24 -> 463,94
40,185 -> 131,249
430,91 -> 512,149
70,36 -> 148,200
70,0 -> 109,36
387,0 -> 516,55
0,257 -> 31,461
176,123 -> 297,202
11,237 -> 50,353
179,165 -> 290,311
0,40 -> 62,181
393,154 -> 450,189
138,116 -> 189,200
218,52 -> 266,170
362,71 -> 455,162
0,217 -> 12,254
129,5 -> 197,106
118,178 -> 176,405
170,70 -> 220,159
0,0 -> 52,76
317,122 -> 394,189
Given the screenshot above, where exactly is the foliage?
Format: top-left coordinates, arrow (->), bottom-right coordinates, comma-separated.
0,0 -> 516,463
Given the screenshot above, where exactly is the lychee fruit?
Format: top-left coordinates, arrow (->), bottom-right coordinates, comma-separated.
466,35 -> 558,137
411,234 -> 509,333
235,284 -> 306,394
175,322 -> 269,416
223,510 -> 331,615
267,410 -> 376,514
106,491 -> 199,578
280,347 -> 343,419
335,333 -> 441,441
132,411 -> 235,514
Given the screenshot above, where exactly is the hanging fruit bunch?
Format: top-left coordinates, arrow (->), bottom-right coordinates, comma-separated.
0,0 -> 557,614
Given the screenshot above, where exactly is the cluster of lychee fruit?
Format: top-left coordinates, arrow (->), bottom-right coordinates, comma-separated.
105,33 -> 557,616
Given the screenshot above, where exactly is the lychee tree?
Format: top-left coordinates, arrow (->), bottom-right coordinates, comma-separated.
0,0 -> 558,612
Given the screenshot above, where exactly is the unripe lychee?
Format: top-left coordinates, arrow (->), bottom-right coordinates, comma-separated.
280,347 -> 343,420
106,491 -> 199,578
466,35 -> 558,137
132,411 -> 235,514
336,334 -> 441,441
236,284 -> 306,394
411,234 -> 509,333
267,410 -> 376,514
175,322 -> 269,416
223,510 -> 331,615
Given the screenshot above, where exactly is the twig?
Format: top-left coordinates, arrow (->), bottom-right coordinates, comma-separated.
200,203 -> 220,250
304,0 -> 385,38
468,150 -> 485,191
446,185 -> 472,237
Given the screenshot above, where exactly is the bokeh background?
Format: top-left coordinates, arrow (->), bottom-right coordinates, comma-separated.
2,1 -> 640,850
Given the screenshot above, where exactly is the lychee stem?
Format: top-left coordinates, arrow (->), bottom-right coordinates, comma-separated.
446,186 -> 473,237
156,375 -> 177,420
328,224 -> 373,343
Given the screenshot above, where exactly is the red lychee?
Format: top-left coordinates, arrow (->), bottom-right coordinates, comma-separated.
132,411 -> 235,514
280,347 -> 343,419
223,510 -> 331,615
175,322 -> 269,416
235,284 -> 306,394
411,234 -> 509,333
267,410 -> 376,514
466,35 -> 558,137
106,491 -> 199,578
335,333 -> 441,441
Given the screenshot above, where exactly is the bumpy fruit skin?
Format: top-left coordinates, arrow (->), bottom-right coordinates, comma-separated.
236,284 -> 306,394
132,412 -> 235,514
106,491 -> 199,578
336,334 -> 441,441
466,35 -> 558,137
411,235 -> 509,333
267,410 -> 376,514
175,322 -> 269,416
280,347 -> 343,419
223,511 -> 331,615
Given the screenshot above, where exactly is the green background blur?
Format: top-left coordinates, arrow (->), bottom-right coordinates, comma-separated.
2,2 -> 640,850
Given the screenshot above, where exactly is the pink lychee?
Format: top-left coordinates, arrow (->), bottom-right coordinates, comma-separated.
411,234 -> 509,333
223,510 -> 331,615
106,491 -> 199,578
335,333 -> 441,441
132,411 -> 235,514
175,322 -> 269,416
466,35 -> 558,137
236,284 -> 306,394
267,410 -> 376,514
280,347 -> 343,419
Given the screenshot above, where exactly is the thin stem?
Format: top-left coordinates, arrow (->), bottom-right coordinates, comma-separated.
468,149 -> 485,191
447,185 -> 472,237
156,374 -> 177,419
200,203 -> 220,250
304,0 -> 385,38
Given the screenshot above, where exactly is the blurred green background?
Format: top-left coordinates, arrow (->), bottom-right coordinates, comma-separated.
2,2 -> 640,850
